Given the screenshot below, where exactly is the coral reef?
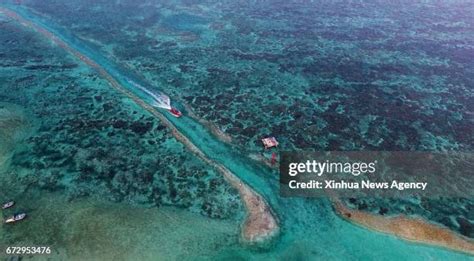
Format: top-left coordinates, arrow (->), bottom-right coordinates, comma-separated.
0,19 -> 242,220
20,0 -> 473,239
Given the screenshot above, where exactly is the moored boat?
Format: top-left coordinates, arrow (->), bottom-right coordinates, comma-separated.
5,213 -> 27,224
2,200 -> 15,210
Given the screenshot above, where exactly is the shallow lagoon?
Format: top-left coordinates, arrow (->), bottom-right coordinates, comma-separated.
20,0 -> 474,238
0,1 -> 473,260
0,15 -> 243,221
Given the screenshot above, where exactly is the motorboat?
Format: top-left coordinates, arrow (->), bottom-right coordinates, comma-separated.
169,107 -> 182,117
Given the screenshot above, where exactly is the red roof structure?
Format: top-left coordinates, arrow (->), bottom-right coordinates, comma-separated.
262,137 -> 279,149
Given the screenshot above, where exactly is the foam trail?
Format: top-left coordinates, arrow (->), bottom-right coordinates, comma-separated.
128,80 -> 171,110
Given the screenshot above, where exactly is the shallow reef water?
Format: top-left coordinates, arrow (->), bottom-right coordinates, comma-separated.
0,19 -> 243,220
1,188 -> 244,260
28,0 -> 473,152
0,102 -> 32,170
16,0 -> 473,239
0,0 -> 474,260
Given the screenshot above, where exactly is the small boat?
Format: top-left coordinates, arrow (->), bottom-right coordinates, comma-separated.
5,213 -> 27,224
271,152 -> 277,165
2,201 -> 15,209
169,107 -> 182,117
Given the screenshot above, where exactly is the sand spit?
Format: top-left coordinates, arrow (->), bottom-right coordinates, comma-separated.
332,198 -> 474,255
0,7 -> 278,243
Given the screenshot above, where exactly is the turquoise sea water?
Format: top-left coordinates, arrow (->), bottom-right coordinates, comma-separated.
0,1 -> 473,260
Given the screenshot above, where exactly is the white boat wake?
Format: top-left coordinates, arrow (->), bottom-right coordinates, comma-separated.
128,80 -> 172,110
